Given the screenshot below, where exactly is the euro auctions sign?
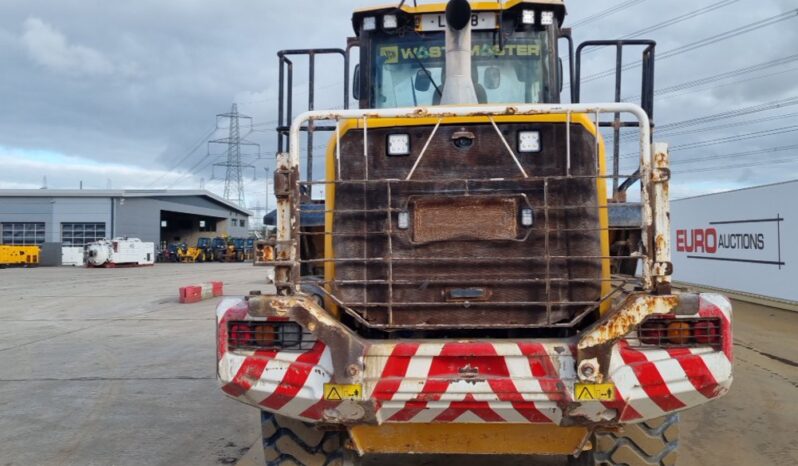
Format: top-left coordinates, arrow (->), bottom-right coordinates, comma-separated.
671,181 -> 795,302
675,225 -> 776,264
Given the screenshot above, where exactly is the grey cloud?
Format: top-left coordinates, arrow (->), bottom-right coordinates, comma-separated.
21,17 -> 116,77
0,0 -> 796,201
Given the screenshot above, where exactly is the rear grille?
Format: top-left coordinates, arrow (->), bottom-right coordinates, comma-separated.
411,196 -> 521,243
632,316 -> 723,350
227,321 -> 316,351
290,122 -> 644,331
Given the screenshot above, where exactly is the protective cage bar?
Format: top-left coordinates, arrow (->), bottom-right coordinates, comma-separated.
276,48 -> 351,181
573,40 -> 656,197
271,103 -> 670,330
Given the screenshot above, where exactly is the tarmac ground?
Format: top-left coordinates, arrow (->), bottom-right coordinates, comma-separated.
0,263 -> 796,465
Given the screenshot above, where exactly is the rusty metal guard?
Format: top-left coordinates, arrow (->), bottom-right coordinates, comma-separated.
270,104 -> 670,331
412,196 -> 520,243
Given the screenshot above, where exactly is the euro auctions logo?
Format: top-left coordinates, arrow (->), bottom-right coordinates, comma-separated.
675,228 -> 766,254
676,228 -> 718,254
675,216 -> 785,268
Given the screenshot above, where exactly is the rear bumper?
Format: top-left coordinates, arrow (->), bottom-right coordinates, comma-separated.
216,294 -> 732,426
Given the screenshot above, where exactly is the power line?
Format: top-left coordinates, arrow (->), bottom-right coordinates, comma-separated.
146,126 -> 218,188
652,65 -> 798,103
621,124 -> 798,159
658,53 -> 798,96
654,96 -> 798,132
622,53 -> 798,102
670,125 -> 798,151
621,145 -> 798,174
164,151 -> 226,189
570,0 -> 649,28
580,9 -> 798,83
619,0 -> 740,39
655,112 -> 798,139
616,97 -> 798,153
576,0 -> 739,60
673,157 -> 798,175
621,103 -> 798,141
670,144 -> 798,166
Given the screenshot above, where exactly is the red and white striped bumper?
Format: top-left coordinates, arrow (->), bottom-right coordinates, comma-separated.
216,294 -> 732,426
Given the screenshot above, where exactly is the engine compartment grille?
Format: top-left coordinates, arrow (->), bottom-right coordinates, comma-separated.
289,122 -> 644,331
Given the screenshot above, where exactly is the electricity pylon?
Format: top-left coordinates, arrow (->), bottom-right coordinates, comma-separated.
209,103 -> 260,207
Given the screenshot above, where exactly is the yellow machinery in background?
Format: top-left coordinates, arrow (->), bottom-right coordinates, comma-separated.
179,237 -> 214,263
0,245 -> 40,267
178,246 -> 205,263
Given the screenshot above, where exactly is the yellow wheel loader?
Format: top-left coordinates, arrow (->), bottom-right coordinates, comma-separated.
180,238 -> 212,263
216,2 -> 734,465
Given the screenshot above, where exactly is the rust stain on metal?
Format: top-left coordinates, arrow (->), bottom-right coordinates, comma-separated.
578,294 -> 679,350
655,234 -> 667,254
413,197 -> 519,243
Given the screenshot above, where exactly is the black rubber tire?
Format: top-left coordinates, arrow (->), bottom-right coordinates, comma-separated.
261,411 -> 356,466
569,414 -> 679,466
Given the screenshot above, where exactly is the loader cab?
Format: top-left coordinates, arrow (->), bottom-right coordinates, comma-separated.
212,237 -> 228,252
351,1 -> 566,109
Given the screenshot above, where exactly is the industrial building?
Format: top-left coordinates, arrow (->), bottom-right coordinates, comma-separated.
0,189 -> 251,252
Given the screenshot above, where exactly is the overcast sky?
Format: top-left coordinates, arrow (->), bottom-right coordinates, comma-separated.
1,0 -> 796,208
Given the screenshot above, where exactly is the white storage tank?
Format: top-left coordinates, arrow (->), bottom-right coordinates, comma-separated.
86,238 -> 155,268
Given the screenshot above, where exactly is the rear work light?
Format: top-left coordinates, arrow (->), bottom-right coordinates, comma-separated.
521,9 -> 535,25
387,133 -> 411,156
227,321 -> 315,351
362,16 -> 377,31
383,14 -> 398,29
637,315 -> 722,350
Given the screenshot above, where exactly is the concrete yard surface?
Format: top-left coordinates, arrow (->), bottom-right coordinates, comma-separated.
0,264 -> 263,466
0,264 -> 797,465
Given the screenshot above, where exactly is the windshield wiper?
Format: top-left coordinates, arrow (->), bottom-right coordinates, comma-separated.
409,48 -> 442,99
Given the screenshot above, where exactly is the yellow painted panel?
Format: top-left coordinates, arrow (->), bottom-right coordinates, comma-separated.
324,114 -> 610,318
0,246 -> 40,265
349,423 -> 587,455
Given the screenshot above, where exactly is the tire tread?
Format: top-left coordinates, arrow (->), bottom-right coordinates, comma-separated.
590,414 -> 680,466
261,412 -> 352,466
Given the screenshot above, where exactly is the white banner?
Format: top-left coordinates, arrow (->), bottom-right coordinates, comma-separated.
671,181 -> 795,302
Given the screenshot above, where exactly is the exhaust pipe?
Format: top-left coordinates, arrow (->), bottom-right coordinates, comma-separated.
440,0 -> 478,105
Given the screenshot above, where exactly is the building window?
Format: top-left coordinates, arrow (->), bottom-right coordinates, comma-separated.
2,223 -> 46,245
199,219 -> 216,232
239,219 -> 246,227
61,223 -> 106,246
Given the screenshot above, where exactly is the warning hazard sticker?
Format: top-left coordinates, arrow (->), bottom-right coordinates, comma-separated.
323,383 -> 362,401
574,383 -> 616,402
